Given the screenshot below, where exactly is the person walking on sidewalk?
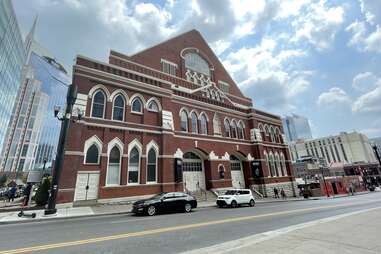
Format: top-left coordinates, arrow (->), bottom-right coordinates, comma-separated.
8,186 -> 17,202
281,188 -> 287,199
273,187 -> 279,198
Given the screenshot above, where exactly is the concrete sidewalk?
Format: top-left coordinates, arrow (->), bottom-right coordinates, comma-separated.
184,207 -> 381,254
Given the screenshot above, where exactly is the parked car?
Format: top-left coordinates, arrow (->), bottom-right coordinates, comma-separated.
216,189 -> 255,208
132,192 -> 197,216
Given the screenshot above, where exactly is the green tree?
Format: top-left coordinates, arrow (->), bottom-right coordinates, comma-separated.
34,177 -> 51,206
0,174 -> 7,187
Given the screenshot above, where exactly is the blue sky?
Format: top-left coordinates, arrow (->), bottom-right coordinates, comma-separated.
13,0 -> 381,138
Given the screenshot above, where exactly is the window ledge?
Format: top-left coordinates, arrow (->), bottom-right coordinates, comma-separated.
131,111 -> 143,115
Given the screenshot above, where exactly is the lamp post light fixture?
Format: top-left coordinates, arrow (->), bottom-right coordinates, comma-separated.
44,84 -> 81,215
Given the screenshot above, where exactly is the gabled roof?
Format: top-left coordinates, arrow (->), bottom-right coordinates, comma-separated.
110,29 -> 249,102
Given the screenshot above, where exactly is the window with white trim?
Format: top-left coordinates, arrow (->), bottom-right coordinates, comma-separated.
85,144 -> 99,164
131,98 -> 143,113
147,100 -> 159,112
113,94 -> 125,121
128,147 -> 140,184
184,53 -> 210,76
147,148 -> 157,182
161,59 -> 177,76
107,146 -> 121,185
200,114 -> 208,135
191,112 -> 198,133
180,110 -> 188,131
91,90 -> 105,118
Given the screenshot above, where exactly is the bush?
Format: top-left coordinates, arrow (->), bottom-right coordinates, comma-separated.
34,177 -> 51,206
0,174 -> 7,187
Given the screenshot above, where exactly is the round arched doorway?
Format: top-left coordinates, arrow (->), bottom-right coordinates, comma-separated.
183,152 -> 206,192
230,155 -> 245,188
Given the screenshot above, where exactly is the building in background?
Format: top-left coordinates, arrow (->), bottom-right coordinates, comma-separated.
0,16 -> 69,174
282,114 -> 313,142
0,0 -> 26,150
289,131 -> 377,166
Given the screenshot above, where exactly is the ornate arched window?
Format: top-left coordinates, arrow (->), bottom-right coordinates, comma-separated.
264,151 -> 271,176
237,122 -> 244,140
200,114 -> 208,135
91,90 -> 105,118
231,121 -> 238,139
184,53 -> 210,76
112,94 -> 125,121
107,146 -> 121,185
85,144 -> 99,164
147,148 -> 157,183
281,153 -> 287,176
191,112 -> 198,133
147,100 -> 159,112
180,110 -> 188,131
270,126 -> 276,142
224,119 -> 231,137
269,153 -> 276,177
258,123 -> 264,140
275,153 -> 281,176
213,113 -> 221,135
131,97 -> 143,113
128,147 -> 140,184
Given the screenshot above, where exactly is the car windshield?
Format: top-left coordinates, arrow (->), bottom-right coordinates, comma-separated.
224,190 -> 237,195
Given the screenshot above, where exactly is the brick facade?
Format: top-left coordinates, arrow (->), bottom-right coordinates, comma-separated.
58,30 -> 295,204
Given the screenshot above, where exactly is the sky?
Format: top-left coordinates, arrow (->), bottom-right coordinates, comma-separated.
13,0 -> 381,139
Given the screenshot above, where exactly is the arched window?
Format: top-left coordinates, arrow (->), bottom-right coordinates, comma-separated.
224,119 -> 231,137
264,125 -> 269,137
107,146 -> 121,185
147,100 -> 159,112
280,153 -> 288,176
91,90 -> 105,118
131,98 -> 143,113
275,153 -> 281,176
200,114 -> 208,135
180,110 -> 188,131
213,113 -> 221,135
128,147 -> 140,184
112,94 -> 125,121
85,144 -> 99,164
237,122 -> 244,140
184,53 -> 210,76
191,112 -> 198,133
231,121 -> 238,139
269,153 -> 276,177
270,127 -> 276,142
147,148 -> 157,183
258,123 -> 264,140
264,151 -> 271,176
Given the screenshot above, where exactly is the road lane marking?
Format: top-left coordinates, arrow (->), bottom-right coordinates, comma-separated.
182,206 -> 381,254
0,200 -> 380,254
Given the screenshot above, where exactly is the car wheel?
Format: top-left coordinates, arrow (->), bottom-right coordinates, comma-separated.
147,205 -> 156,216
249,199 -> 255,207
184,203 -> 192,213
231,200 -> 238,208
217,204 -> 224,208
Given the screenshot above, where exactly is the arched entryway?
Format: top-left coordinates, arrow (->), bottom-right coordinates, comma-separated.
183,151 -> 206,192
230,155 -> 245,188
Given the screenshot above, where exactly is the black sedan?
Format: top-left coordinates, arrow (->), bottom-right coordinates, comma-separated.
132,192 -> 197,216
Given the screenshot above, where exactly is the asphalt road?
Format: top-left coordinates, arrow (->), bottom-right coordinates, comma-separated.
1,192 -> 381,254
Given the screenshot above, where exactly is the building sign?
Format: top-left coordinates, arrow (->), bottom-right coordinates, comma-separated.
162,110 -> 174,130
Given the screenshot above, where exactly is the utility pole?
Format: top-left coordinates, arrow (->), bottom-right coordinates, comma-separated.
44,85 -> 77,215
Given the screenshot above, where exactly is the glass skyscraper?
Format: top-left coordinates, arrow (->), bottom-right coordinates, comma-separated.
282,114 -> 313,143
0,0 -> 26,150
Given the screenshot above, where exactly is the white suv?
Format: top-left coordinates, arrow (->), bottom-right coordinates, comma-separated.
216,189 -> 255,208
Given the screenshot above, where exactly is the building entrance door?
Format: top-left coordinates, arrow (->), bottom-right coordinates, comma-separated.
230,155 -> 245,188
74,171 -> 99,201
182,152 -> 205,192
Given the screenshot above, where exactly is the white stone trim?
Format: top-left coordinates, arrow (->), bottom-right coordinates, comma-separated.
83,135 -> 103,165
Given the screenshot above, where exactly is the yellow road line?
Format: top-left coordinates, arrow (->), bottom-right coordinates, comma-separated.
0,201 -> 379,254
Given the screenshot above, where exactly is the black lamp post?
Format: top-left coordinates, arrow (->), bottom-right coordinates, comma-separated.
44,84 -> 81,215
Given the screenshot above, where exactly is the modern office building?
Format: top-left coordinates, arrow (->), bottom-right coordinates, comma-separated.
282,114 -> 313,142
0,0 -> 26,150
0,16 -> 69,173
57,30 -> 296,204
289,131 -> 378,166
0,66 -> 48,172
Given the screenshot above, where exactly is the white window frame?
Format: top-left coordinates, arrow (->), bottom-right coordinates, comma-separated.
105,138 -> 123,187
90,90 -> 106,119
127,139 -> 142,185
146,141 -> 159,184
111,94 -> 126,121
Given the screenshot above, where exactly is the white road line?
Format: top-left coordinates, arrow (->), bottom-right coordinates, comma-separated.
181,206 -> 381,254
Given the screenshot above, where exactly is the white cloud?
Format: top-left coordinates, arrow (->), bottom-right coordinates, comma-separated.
352,85 -> 381,113
291,0 -> 345,50
346,20 -> 367,47
359,0 -> 381,25
364,26 -> 381,53
317,87 -> 351,108
352,72 -> 380,92
223,37 -> 309,110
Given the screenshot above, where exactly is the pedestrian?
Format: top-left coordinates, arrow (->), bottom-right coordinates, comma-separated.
8,186 -> 17,202
23,183 -> 32,207
273,187 -> 279,198
281,188 -> 286,199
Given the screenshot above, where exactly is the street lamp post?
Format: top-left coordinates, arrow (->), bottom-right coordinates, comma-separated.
320,166 -> 330,198
44,84 -> 78,215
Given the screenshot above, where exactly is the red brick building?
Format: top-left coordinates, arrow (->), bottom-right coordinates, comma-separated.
58,30 -> 296,204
